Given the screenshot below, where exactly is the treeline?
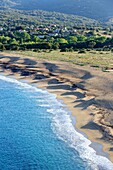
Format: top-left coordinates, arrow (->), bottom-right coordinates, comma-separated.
0,32 -> 113,52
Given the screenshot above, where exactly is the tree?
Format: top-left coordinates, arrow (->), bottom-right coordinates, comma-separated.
67,36 -> 77,44
88,41 -> 96,48
14,32 -> 30,42
96,36 -> 107,43
76,35 -> 87,42
52,42 -> 59,50
56,38 -> 68,44
9,38 -> 18,45
48,37 -> 54,43
32,36 -> 40,43
0,36 -> 10,44
0,43 -> 5,51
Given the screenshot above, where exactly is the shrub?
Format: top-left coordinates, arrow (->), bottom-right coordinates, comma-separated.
78,49 -> 86,53
111,48 -> 113,53
60,48 -> 69,52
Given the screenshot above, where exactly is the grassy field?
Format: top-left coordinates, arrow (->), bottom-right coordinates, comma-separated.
1,50 -> 113,70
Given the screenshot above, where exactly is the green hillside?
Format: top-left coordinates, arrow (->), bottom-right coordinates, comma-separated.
0,0 -> 113,20
0,8 -> 101,27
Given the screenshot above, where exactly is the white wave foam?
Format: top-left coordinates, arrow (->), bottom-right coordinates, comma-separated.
1,74 -> 113,169
48,107 -> 113,170
0,75 -> 47,94
39,104 -> 51,107
38,100 -> 63,108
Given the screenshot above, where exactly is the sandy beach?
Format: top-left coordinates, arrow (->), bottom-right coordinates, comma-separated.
0,53 -> 113,162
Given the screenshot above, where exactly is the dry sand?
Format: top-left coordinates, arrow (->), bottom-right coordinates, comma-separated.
0,53 -> 113,162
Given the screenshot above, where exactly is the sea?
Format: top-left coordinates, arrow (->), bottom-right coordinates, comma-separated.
0,74 -> 113,170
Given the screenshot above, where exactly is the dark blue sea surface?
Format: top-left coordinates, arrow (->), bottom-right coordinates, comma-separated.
0,75 -> 113,170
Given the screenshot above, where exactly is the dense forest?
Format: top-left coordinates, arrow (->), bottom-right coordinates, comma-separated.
0,28 -> 113,52
0,8 -> 113,53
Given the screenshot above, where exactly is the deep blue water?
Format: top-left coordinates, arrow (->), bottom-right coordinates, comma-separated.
0,75 -> 113,170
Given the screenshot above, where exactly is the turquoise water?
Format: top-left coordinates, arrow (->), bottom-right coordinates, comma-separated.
0,75 -> 113,170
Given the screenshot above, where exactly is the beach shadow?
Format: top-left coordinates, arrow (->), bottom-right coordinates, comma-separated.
0,56 -> 20,63
74,98 -> 96,110
96,99 -> 113,110
11,66 -> 21,73
0,56 -> 38,67
43,62 -> 59,72
89,113 -> 95,116
109,148 -> 113,151
0,63 -> 10,69
34,74 -> 49,80
47,84 -> 71,90
23,58 -> 37,65
21,70 -> 36,76
81,121 -> 101,130
48,78 -> 63,85
73,82 -> 86,90
61,91 -> 86,99
25,65 -> 37,69
58,67 -> 93,80
81,71 -> 93,80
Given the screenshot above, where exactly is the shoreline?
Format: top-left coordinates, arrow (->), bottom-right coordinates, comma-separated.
0,53 -> 113,162
0,72 -> 110,162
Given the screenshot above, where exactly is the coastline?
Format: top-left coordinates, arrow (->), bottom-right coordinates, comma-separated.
0,53 -> 113,162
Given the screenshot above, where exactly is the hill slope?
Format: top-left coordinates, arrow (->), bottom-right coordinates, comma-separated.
0,8 -> 100,28
0,0 -> 113,20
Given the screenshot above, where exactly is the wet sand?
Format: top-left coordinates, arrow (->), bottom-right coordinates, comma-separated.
0,53 -> 113,162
